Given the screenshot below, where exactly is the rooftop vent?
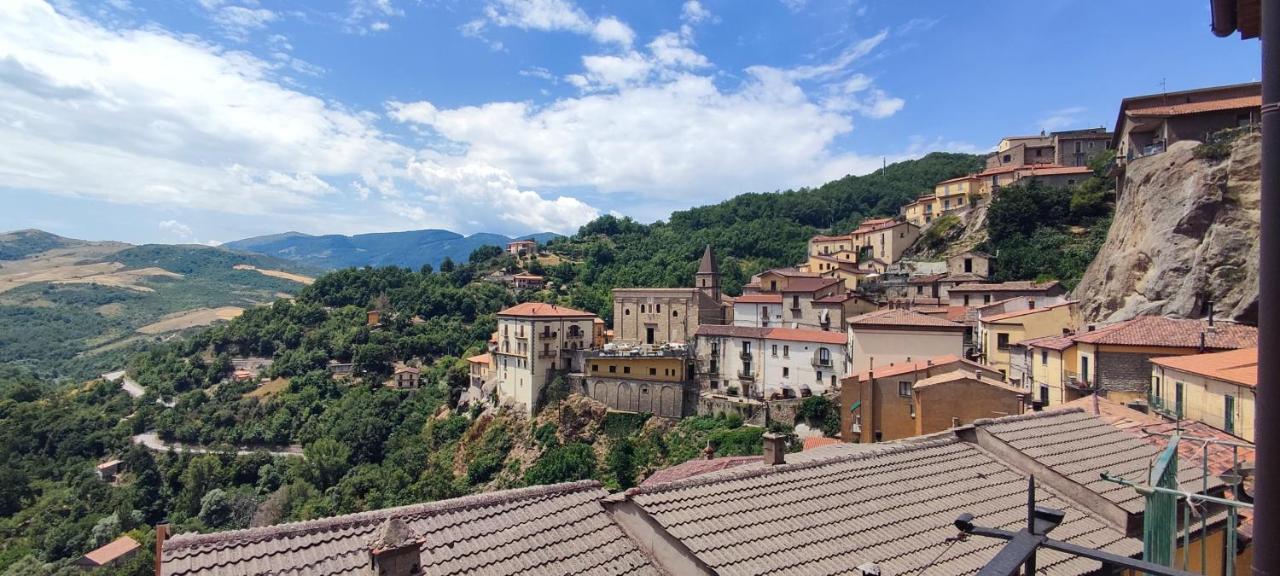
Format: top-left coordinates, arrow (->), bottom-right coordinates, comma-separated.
368,518 -> 425,576
762,432 -> 786,466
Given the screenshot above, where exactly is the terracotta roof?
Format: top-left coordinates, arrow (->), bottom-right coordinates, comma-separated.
940,272 -> 987,283
914,370 -> 1024,393
756,267 -> 820,278
393,365 -> 420,374
1150,347 -> 1257,387
812,293 -> 873,305
1022,165 -> 1094,177
809,234 -> 850,242
852,218 -> 914,235
496,302 -> 596,318
849,355 -> 1000,384
1017,333 -> 1076,351
96,459 -> 122,470
641,456 -> 762,486
732,294 -> 783,304
976,409 -> 1221,514
778,276 -> 841,293
694,325 -> 846,345
512,274 -> 544,280
1072,317 -> 1257,349
949,280 -> 1062,293
980,300 -> 1077,324
945,306 -> 977,324
624,436 -> 1139,575
848,308 -> 965,330
765,327 -> 846,345
907,273 -> 947,284
1127,95 -> 1261,118
937,174 -> 980,185
466,352 -> 491,364
801,436 -> 841,451
82,535 -> 140,566
162,480 -> 659,576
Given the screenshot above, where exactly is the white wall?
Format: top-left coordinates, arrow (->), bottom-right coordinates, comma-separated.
849,328 -> 964,374
758,338 -> 849,397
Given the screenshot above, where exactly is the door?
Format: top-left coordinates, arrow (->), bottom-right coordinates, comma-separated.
1224,395 -> 1235,433
645,326 -> 655,345
1175,382 -> 1184,418
1081,356 -> 1090,386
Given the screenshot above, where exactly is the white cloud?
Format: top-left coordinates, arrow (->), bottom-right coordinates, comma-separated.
681,0 -> 711,24
1038,106 -> 1088,132
0,0 -> 594,235
591,16 -> 634,48
345,0 -> 401,34
405,154 -> 599,233
779,0 -> 807,12
207,5 -> 277,41
158,219 -> 194,240
647,31 -> 709,69
468,0 -> 633,48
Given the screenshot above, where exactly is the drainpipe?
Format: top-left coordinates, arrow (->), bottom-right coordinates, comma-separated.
1257,2 -> 1280,573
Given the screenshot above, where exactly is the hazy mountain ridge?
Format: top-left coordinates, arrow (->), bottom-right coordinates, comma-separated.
224,229 -> 562,270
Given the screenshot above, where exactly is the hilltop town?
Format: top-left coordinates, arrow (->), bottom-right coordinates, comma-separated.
0,79 -> 1256,576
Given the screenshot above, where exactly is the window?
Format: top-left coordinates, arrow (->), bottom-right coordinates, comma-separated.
964,258 -> 973,273
783,345 -> 789,358
916,285 -> 924,295
782,367 -> 789,378
983,295 -> 992,304
1067,179 -> 1076,186
963,295 -> 971,306
672,309 -> 678,318
770,280 -> 777,291
792,295 -> 800,309
816,371 -> 823,381
656,304 -> 661,313
1175,382 -> 1184,417
609,365 -> 616,373
624,366 -> 631,374
997,334 -> 1010,351
1040,350 -> 1048,365
640,304 -> 645,313
1039,385 -> 1049,406
818,347 -> 831,365
592,363 -> 599,372
625,308 -> 631,316
649,367 -> 657,376
1002,154 -> 1011,162
771,344 -> 778,357
898,382 -> 912,397
1224,395 -> 1236,433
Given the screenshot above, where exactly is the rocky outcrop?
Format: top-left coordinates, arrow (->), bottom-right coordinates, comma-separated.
1074,132 -> 1260,323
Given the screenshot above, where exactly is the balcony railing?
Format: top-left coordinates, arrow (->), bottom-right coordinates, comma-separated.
737,370 -> 756,381
811,353 -> 834,368
1149,395 -> 1182,419
537,350 -> 558,359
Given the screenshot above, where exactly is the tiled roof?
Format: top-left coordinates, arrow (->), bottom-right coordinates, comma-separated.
1072,317 -> 1257,349
778,277 -> 841,293
1017,333 -> 1076,351
624,436 -> 1139,575
812,293 -> 873,305
694,325 -> 845,345
512,274 -> 545,280
907,273 -> 947,284
698,245 -> 719,275
466,352 -> 492,364
937,174 -> 980,185
981,300 -> 1077,323
809,234 -> 850,242
949,280 -> 1062,293
641,456 -> 762,487
946,306 -> 978,324
1127,95 -> 1261,117
940,272 -> 987,283
1023,165 -> 1094,177
914,370 -> 1023,393
976,409 -> 1221,514
162,480 -> 659,576
801,436 -> 842,451
756,267 -> 820,279
848,354 -> 961,382
848,308 -> 965,329
852,218 -> 913,235
1149,347 -> 1257,387
764,327 -> 846,345
83,535 -> 140,566
732,294 -> 783,304
496,302 -> 597,318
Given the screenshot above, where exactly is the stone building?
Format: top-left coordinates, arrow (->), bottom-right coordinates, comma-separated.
1113,82 -> 1260,174
611,245 -> 726,346
575,345 -> 697,419
491,302 -> 599,415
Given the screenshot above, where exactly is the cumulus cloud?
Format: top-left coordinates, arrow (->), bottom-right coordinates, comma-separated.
680,0 -> 712,24
0,0 -> 594,235
158,219 -> 195,241
345,0 -> 401,34
205,4 -> 277,41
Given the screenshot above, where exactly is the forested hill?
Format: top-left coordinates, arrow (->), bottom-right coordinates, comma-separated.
543,151 -> 984,316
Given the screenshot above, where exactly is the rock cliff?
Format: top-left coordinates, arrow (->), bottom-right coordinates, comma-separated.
1074,131 -> 1260,323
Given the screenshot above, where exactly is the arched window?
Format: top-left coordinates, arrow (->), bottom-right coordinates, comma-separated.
672,309 -> 679,318
625,308 -> 631,316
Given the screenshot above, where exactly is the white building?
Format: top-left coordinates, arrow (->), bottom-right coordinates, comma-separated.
847,309 -> 966,374
492,302 -> 599,415
694,325 -> 850,400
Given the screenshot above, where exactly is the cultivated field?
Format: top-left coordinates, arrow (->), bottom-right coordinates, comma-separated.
233,264 -> 314,285
136,306 -> 244,334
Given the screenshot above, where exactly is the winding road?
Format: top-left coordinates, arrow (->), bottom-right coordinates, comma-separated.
131,432 -> 303,458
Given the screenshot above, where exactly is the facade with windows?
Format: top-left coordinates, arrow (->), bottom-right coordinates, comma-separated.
693,325 -> 849,400
492,302 -> 599,415
839,355 -> 1008,443
1150,347 -> 1257,441
611,246 -> 726,346
576,347 -> 696,419
976,301 -> 1082,382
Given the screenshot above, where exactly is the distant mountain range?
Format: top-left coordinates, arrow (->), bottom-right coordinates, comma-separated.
223,229 -> 561,270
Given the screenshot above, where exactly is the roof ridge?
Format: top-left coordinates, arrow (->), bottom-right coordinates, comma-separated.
165,480 -> 603,551
622,437 -> 960,497
972,406 -> 1085,427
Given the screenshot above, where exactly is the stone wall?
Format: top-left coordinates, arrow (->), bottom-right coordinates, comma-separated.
577,375 -> 695,418
696,394 -> 818,428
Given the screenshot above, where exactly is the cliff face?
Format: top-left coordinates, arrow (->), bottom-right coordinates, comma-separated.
1074,132 -> 1260,323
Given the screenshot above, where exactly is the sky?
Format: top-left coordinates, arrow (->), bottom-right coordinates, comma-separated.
0,0 -> 1262,245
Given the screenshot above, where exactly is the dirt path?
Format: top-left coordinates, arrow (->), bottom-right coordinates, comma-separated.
131,432 -> 304,458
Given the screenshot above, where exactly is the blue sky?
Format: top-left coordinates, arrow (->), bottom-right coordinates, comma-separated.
0,0 -> 1261,245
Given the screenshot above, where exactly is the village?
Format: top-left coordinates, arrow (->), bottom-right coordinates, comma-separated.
63,78 -> 1265,576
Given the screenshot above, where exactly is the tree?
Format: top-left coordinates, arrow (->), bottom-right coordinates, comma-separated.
353,343 -> 392,378
523,443 -> 597,486
304,437 -> 351,489
178,454 -> 225,517
439,257 -> 455,273
605,438 -> 637,489
469,245 -> 503,264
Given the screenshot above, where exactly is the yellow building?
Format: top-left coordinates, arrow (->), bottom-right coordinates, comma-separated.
902,195 -> 936,227
1015,335 -> 1081,408
1150,347 -> 1257,441
976,301 -> 1081,380
932,175 -> 983,214
586,354 -> 688,383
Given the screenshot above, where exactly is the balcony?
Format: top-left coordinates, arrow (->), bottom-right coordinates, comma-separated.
1150,395 -> 1182,419
537,350 -> 559,359
739,351 -> 753,362
811,351 -> 834,368
513,332 -> 528,340
737,370 -> 756,381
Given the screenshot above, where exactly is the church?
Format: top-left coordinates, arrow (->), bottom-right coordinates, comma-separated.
611,245 -> 728,345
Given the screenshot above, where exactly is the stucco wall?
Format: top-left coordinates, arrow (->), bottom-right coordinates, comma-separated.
850,328 -> 964,374
583,377 -> 692,418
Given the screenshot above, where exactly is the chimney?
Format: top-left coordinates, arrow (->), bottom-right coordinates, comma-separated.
154,521 -> 168,576
762,432 -> 786,466
368,518 -> 425,576
702,441 -> 716,460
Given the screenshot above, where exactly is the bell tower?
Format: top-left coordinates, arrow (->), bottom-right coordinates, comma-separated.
695,244 -> 721,302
